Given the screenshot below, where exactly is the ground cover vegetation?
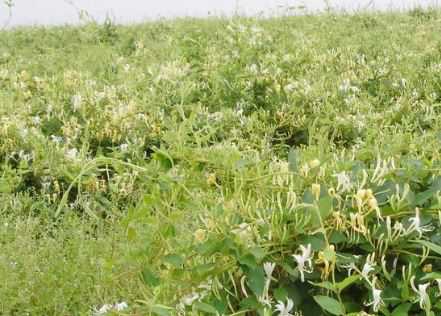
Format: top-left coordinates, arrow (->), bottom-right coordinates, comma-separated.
2,7 -> 441,316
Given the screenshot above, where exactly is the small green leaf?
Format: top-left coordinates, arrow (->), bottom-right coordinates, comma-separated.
313,295 -> 345,315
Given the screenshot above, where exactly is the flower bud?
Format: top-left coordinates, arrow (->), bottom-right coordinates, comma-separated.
312,183 -> 321,200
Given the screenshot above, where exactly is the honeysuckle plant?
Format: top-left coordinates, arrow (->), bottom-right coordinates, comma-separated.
3,8 -> 441,316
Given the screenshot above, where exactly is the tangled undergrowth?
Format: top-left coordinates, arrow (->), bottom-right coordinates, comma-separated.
2,8 -> 441,316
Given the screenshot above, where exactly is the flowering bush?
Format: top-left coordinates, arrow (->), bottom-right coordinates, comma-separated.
1,9 -> 441,315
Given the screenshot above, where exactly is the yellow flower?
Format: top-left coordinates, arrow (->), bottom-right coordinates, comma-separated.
309,159 -> 320,169
311,183 -> 321,200
194,229 -> 206,242
206,173 -> 217,186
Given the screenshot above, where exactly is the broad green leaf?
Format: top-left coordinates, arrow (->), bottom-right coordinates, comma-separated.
415,190 -> 434,206
414,240 -> 441,256
238,253 -> 258,268
163,254 -> 184,268
335,275 -> 360,292
249,247 -> 266,262
288,148 -> 299,172
318,196 -> 333,220
246,267 -> 265,297
274,287 -> 289,301
391,303 -> 412,316
313,296 -> 345,315
150,305 -> 172,316
310,281 -> 336,292
421,272 -> 441,281
141,268 -> 160,287
194,302 -> 218,314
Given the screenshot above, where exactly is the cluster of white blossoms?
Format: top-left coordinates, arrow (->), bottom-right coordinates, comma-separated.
93,302 -> 128,315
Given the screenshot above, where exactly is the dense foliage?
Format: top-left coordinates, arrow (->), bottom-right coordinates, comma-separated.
2,9 -> 441,315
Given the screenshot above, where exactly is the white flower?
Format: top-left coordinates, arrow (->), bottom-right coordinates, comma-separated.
411,276 -> 431,310
275,298 -> 294,316
66,148 -> 78,160
263,262 -> 276,279
334,171 -> 352,193
364,284 -> 384,312
50,135 -> 63,144
114,302 -> 128,311
292,244 -> 313,282
94,304 -> 112,315
361,253 -> 376,280
181,292 -> 199,306
361,262 -> 375,279
436,279 -> 441,297
119,143 -> 129,152
93,302 -> 128,315
407,208 -> 433,237
71,94 -> 82,111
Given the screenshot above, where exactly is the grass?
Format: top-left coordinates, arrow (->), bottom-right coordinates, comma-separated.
2,8 -> 441,315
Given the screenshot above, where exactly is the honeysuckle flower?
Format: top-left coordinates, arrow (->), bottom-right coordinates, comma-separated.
93,302 -> 128,315
292,244 -> 313,282
407,208 -> 434,237
361,253 -> 376,280
308,159 -> 320,169
66,148 -> 78,160
410,276 -> 431,310
264,262 -> 276,279
94,304 -> 112,315
258,295 -> 273,307
311,183 -> 321,200
275,298 -> 294,316
436,279 -> 441,297
334,171 -> 352,192
71,94 -> 82,111
181,292 -> 199,306
364,283 -> 384,312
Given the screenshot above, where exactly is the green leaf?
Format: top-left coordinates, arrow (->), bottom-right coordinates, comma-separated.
163,254 -> 184,268
194,302 -> 218,314
421,272 -> 441,281
288,148 -> 299,172
274,287 -> 289,301
127,226 -> 137,241
310,281 -> 336,292
246,267 -> 265,297
141,268 -> 160,287
313,296 -> 345,315
150,305 -> 173,316
249,247 -> 266,262
238,253 -> 258,268
414,240 -> 441,256
335,275 -> 360,292
415,190 -> 434,206
391,303 -> 412,316
318,196 -> 333,220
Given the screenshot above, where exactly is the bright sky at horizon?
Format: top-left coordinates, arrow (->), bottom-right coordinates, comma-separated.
0,0 -> 439,27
